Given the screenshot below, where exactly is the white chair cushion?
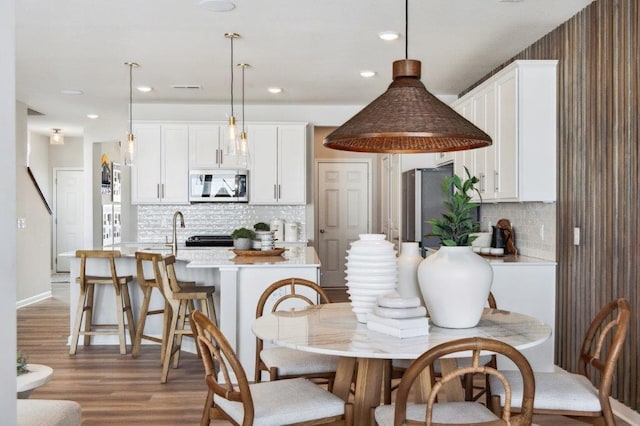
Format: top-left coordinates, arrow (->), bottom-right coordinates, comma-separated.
260,346 -> 338,375
214,377 -> 345,426
490,370 -> 602,412
375,401 -> 499,425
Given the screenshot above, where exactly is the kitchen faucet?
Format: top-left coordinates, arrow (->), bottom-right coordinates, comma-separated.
168,211 -> 185,255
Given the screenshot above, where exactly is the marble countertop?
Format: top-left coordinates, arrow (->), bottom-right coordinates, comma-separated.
61,245 -> 321,269
252,302 -> 551,359
481,254 -> 557,266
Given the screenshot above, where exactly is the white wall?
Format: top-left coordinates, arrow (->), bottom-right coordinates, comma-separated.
1,0 -> 17,420
16,102 -> 52,301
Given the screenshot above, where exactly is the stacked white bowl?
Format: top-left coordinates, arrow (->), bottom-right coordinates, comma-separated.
256,230 -> 275,251
345,234 -> 398,323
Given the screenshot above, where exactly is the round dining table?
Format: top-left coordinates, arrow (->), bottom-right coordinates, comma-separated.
252,302 -> 551,426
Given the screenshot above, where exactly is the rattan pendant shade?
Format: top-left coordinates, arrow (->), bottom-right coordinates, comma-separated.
323,59 -> 492,153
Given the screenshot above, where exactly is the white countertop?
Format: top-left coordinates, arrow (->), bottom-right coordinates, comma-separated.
61,245 -> 320,269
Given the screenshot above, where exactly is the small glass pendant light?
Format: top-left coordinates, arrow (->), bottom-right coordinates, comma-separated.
237,63 -> 250,166
224,33 -> 240,155
124,61 -> 139,165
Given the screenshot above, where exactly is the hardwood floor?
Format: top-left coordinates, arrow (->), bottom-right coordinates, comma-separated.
17,280 -> 631,425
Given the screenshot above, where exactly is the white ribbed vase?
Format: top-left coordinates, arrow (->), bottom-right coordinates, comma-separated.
417,246 -> 493,328
345,234 -> 397,323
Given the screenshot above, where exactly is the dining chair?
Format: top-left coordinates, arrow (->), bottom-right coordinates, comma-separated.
383,292 -> 498,404
70,250 -> 135,355
191,310 -> 353,426
159,254 -> 218,383
254,277 -> 339,387
375,337 -> 535,426
489,297 -> 630,426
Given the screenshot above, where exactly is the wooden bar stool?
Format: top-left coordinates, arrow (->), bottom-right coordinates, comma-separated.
159,254 -> 218,383
131,251 -> 171,360
70,250 -> 135,355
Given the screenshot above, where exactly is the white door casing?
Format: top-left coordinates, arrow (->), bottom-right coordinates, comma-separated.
54,169 -> 84,272
317,161 -> 371,287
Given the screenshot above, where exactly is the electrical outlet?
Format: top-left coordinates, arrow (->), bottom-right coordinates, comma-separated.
17,218 -> 26,229
573,227 -> 580,246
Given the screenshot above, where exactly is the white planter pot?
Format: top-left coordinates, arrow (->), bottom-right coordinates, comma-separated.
417,246 -> 492,328
233,238 -> 252,250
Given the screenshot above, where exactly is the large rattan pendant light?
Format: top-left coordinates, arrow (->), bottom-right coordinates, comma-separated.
323,0 -> 491,153
124,61 -> 139,165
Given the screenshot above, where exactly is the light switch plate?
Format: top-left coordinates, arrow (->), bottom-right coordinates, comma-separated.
17,218 -> 26,229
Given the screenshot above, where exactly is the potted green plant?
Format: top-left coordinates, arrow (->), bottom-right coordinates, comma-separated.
417,167 -> 493,328
231,227 -> 256,250
427,167 -> 481,246
253,222 -> 270,231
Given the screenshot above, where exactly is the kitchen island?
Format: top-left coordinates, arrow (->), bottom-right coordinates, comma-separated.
64,245 -> 320,377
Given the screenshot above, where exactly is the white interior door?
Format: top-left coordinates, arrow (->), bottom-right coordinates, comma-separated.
317,161 -> 370,287
55,169 -> 84,272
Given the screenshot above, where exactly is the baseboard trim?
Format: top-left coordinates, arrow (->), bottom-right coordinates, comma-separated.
611,398 -> 640,425
16,291 -> 52,309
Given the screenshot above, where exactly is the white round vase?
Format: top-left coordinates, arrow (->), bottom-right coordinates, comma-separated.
397,242 -> 425,306
345,234 -> 397,323
417,246 -> 493,328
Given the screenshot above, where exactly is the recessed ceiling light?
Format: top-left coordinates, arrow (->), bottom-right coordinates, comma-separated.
199,0 -> 235,12
87,113 -> 99,119
60,89 -> 84,95
360,70 -> 376,78
137,86 -> 153,93
378,31 -> 399,41
268,87 -> 283,94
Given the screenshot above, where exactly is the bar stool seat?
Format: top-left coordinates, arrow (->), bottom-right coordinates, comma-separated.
70,250 -> 135,355
159,254 -> 218,383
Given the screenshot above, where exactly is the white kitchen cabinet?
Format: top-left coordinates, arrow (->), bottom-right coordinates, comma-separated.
248,124 -> 307,205
489,260 -> 556,372
188,124 -> 245,169
435,151 -> 454,165
452,60 -> 557,202
131,123 -> 189,204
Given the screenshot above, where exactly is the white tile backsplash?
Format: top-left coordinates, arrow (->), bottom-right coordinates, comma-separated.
480,202 -> 556,261
136,204 -> 306,243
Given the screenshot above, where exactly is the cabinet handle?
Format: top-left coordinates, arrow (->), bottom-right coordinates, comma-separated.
273,184 -> 277,200
157,184 -> 160,199
480,173 -> 485,193
278,184 -> 281,199
162,184 -> 165,198
494,171 -> 499,192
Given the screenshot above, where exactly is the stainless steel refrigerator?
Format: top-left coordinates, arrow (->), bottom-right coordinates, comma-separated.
402,165 -> 479,254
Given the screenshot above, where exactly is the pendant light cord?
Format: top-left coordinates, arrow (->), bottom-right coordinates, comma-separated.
405,0 -> 409,59
230,36 -> 234,117
241,65 -> 245,132
129,64 -> 133,134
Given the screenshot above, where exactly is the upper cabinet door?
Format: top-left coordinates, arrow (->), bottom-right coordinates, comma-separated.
131,123 -> 162,204
161,124 -> 189,204
248,125 -> 278,204
189,125 -> 221,169
495,69 -> 519,200
277,125 -> 306,204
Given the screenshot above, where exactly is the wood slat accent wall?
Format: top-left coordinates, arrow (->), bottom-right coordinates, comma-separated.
461,0 -> 639,411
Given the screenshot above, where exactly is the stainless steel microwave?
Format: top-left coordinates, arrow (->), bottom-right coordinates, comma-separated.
189,169 -> 248,202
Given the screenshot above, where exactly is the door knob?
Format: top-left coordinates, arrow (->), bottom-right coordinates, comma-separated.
319,229 -> 325,233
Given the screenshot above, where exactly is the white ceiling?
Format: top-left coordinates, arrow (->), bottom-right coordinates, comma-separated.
16,0 -> 593,137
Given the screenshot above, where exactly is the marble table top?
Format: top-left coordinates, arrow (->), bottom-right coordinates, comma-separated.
17,364 -> 53,398
252,302 -> 551,360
